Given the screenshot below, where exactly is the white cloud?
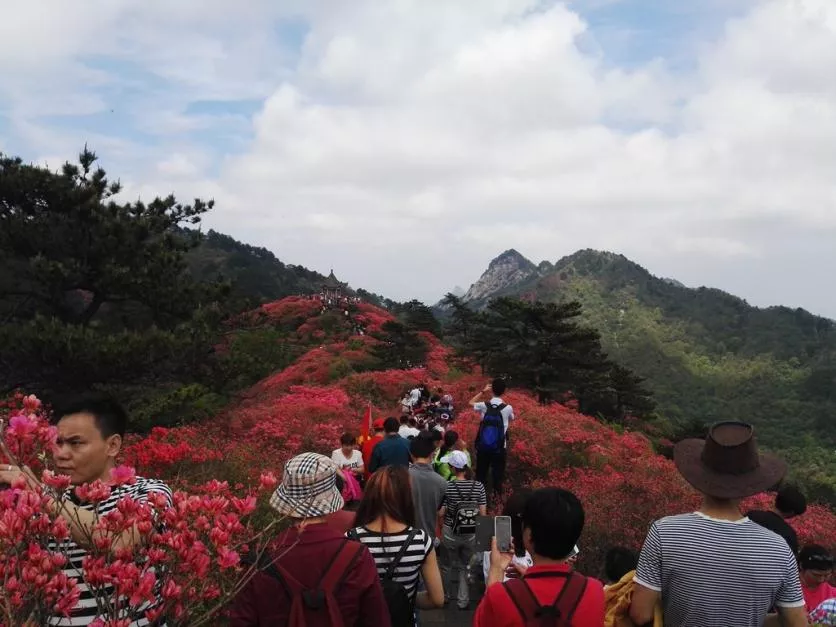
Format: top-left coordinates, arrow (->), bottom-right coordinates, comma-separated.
2,0 -> 836,315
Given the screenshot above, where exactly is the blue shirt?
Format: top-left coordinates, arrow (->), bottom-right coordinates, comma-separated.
369,434 -> 411,473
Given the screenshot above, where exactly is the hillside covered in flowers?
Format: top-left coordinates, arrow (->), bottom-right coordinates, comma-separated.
118,296 -> 836,572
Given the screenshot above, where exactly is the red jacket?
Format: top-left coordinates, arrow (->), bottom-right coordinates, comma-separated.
474,564 -> 605,627
228,522 -> 391,627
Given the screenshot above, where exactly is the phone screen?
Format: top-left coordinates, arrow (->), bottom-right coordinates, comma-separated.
495,515 -> 512,553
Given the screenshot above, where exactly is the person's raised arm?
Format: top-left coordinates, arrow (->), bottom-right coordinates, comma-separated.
416,548 -> 445,609
468,383 -> 492,407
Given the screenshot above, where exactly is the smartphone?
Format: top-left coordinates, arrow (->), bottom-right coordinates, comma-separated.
495,515 -> 512,553
475,515 -> 494,552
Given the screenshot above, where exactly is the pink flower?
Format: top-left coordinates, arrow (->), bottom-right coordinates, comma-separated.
7,413 -> 37,437
217,548 -> 240,569
259,471 -> 278,491
109,465 -> 137,486
22,394 -> 42,412
41,470 -> 71,491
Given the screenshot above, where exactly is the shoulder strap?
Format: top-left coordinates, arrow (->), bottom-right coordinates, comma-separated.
550,571 -> 588,622
465,480 -> 477,501
384,528 -> 419,581
503,578 -> 541,623
319,538 -> 365,592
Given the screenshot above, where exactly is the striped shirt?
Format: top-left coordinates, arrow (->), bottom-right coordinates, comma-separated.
347,526 -> 433,601
635,512 -> 805,627
47,477 -> 173,626
441,479 -> 487,529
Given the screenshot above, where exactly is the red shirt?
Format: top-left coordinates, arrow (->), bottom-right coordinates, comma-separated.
803,581 -> 836,612
474,564 -> 605,627
228,522 -> 391,627
361,434 -> 384,479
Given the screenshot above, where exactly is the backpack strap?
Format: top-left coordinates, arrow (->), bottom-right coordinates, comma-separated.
384,528 -> 419,581
547,571 -> 587,622
320,539 -> 364,591
503,577 -> 542,624
503,571 -> 587,625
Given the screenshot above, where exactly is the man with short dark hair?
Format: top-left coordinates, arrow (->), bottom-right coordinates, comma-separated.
368,417 -> 411,473
0,395 -> 173,627
409,434 -> 447,545
469,378 -> 515,495
475,488 -> 605,626
746,484 -> 807,554
630,422 -> 807,627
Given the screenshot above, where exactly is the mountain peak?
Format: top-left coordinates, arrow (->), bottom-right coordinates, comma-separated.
462,249 -> 539,302
489,249 -> 536,271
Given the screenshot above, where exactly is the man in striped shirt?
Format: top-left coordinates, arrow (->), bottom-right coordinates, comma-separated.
630,422 -> 807,627
1,395 -> 173,626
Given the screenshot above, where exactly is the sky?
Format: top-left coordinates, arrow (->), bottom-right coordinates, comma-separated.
2,0 -> 836,316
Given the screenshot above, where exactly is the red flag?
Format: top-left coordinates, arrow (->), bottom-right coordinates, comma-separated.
359,402 -> 373,443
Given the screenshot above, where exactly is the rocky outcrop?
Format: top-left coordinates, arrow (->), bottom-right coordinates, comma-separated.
462,249 -> 539,302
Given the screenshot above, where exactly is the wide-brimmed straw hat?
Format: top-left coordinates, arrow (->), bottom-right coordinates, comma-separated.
674,421 -> 786,499
270,452 -> 344,518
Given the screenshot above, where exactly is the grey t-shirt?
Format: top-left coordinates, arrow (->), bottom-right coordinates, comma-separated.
409,462 -> 447,541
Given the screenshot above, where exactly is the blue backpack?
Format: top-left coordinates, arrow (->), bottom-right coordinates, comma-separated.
475,403 -> 506,453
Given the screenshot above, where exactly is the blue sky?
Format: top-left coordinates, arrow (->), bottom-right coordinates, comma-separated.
2,0 -> 836,316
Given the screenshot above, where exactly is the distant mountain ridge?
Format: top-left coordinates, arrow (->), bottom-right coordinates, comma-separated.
453,248 -> 836,502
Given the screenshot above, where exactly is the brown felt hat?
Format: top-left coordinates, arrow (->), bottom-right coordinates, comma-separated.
674,421 -> 786,499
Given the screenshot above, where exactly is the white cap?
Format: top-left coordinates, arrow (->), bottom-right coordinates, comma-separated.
440,450 -> 469,469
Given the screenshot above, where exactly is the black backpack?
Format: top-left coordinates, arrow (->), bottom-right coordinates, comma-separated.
350,528 -> 419,627
475,402 -> 506,453
450,481 -> 480,535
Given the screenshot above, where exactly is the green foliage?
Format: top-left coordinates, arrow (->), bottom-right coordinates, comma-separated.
458,248 -> 836,503
444,294 -> 655,422
370,320 -> 429,369
185,230 -> 328,307
212,327 -> 297,392
389,300 -> 443,337
0,148 -> 220,328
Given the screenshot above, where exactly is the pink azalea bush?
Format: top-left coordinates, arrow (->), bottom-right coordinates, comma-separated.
0,397 -> 283,627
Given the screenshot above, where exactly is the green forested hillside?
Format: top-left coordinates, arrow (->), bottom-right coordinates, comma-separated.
460,249 -> 836,502
185,231 -> 329,305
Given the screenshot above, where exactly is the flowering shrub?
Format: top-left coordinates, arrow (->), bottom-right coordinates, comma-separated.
0,399 -> 283,627
3,295 -> 835,621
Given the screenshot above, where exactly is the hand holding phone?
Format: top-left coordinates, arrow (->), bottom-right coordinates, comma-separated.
495,515 -> 512,553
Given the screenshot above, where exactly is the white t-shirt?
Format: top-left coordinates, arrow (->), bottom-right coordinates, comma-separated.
331,448 -> 364,470
399,425 -> 421,439
474,397 -> 515,433
482,551 -> 534,583
408,388 -> 422,407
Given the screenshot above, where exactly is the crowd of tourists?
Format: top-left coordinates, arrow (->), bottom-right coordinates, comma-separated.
1,379 -> 834,626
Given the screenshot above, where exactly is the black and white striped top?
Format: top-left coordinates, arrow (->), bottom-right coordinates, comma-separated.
347,526 -> 433,601
47,477 -> 173,626
635,512 -> 805,627
441,479 -> 487,529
